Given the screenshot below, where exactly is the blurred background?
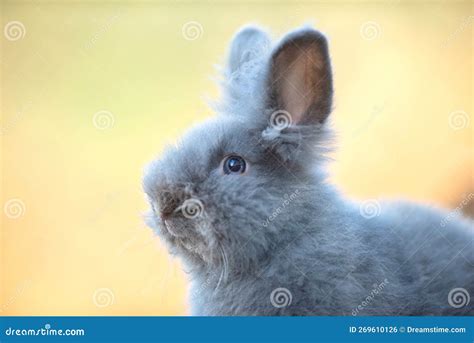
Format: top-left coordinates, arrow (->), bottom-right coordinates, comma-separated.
1,1 -> 472,315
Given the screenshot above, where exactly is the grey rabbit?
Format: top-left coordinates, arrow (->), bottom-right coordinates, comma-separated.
143,25 -> 473,315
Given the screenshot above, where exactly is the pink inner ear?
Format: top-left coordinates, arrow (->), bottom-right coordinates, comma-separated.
273,41 -> 327,125
280,53 -> 314,123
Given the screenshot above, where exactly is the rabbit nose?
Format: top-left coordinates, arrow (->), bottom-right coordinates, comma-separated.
158,191 -> 182,219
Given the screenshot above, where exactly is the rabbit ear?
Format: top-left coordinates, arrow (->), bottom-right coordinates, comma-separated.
227,25 -> 271,74
267,28 -> 333,124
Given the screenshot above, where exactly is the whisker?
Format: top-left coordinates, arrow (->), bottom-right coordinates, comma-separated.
214,245 -> 229,292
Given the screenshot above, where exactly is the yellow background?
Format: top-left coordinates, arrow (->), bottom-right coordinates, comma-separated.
1,1 -> 472,315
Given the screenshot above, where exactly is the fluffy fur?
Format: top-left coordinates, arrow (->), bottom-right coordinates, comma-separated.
143,25 -> 474,316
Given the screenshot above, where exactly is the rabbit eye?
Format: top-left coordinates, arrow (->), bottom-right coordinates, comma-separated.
223,155 -> 246,174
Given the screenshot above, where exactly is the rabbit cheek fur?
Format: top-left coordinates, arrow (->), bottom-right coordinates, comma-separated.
143,26 -> 474,316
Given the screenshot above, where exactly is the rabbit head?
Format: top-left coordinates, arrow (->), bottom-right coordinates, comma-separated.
143,25 -> 333,275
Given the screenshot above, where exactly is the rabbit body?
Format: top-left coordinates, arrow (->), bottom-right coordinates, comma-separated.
190,198 -> 473,315
143,26 -> 474,316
